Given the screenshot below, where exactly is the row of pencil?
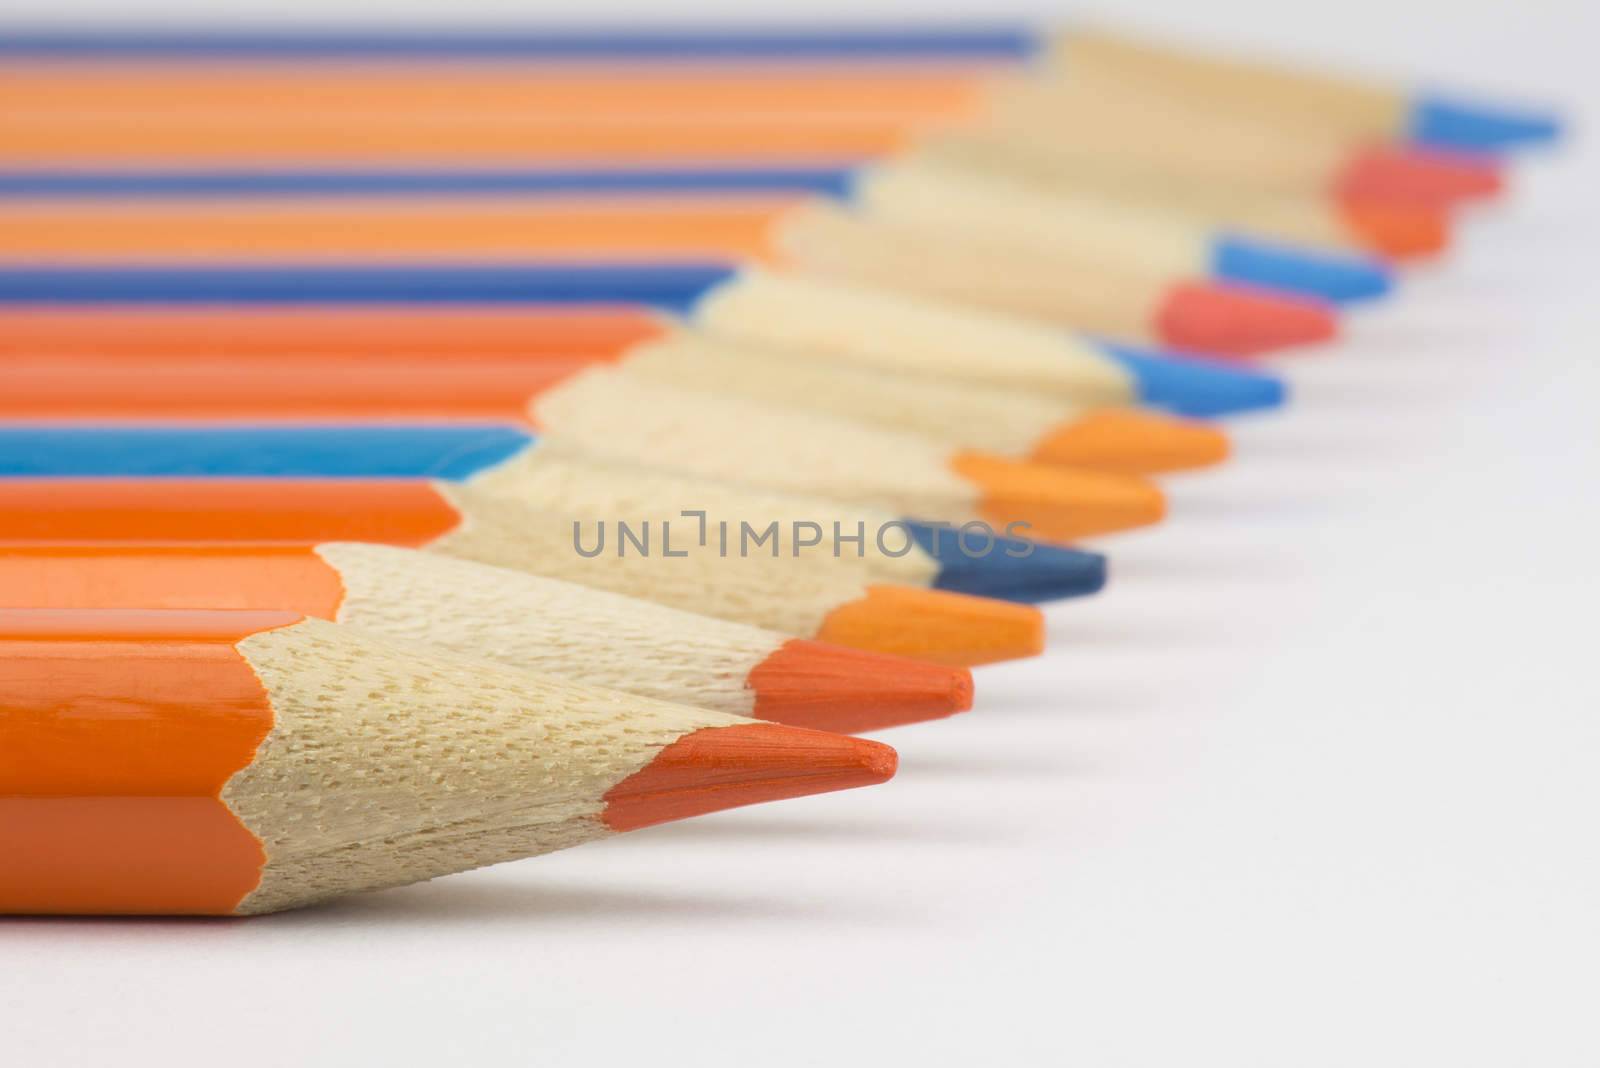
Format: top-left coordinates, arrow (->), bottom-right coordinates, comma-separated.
0,22 -> 1561,915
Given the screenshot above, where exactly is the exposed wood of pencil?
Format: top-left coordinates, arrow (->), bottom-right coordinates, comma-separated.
0,608 -> 896,914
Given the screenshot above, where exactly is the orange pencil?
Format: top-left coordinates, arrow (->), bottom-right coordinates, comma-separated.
0,607 -> 896,915
0,284 -> 1291,425
0,339 -> 1230,477
0,62 -> 1502,210
0,410 -> 1114,606
0,23 -> 1558,158
0,304 -> 659,358
0,479 -> 1047,666
0,189 -> 1389,312
0,543 -> 973,732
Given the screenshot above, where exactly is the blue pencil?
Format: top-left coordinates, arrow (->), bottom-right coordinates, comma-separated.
0,165 -> 1394,303
0,423 -> 1109,603
0,262 -> 1287,417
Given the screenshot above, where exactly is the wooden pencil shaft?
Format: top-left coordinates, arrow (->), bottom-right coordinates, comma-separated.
0,608 -> 892,914
0,543 -> 970,731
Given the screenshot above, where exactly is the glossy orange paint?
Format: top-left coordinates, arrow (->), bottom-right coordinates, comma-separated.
0,479 -> 465,545
0,544 -> 347,615
0,608 -> 299,914
0,356 -> 597,422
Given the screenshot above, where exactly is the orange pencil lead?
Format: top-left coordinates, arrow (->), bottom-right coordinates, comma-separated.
602,721 -> 897,832
746,638 -> 973,733
950,452 -> 1168,540
1029,408 -> 1230,475
816,585 -> 1045,667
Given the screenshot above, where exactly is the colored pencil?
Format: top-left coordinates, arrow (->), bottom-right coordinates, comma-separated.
0,543 -> 972,732
0,264 -> 1311,401
0,337 -> 1232,476
0,52 -> 1514,208
0,59 -> 1467,269
904,77 -> 1501,208
0,402 -> 1105,601
607,343 -> 1227,474
0,162 -> 1454,261
0,479 -> 1048,665
0,418 -> 1108,601
0,607 -> 897,915
0,107 -> 1498,217
0,277 -> 1314,384
1049,28 -> 1563,153
0,23 -> 1554,152
0,183 -> 1391,305
953,168 -> 1452,261
0,409 -> 1167,542
0,304 -> 667,358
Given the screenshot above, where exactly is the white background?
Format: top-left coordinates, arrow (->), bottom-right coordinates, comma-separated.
2,1 -> 1597,1064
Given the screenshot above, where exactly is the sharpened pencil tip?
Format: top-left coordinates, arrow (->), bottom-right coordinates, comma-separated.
1028,408 -> 1230,475
748,638 -> 973,733
1337,200 -> 1452,259
1156,281 -> 1338,357
950,451 -> 1165,541
1409,95 -> 1564,153
1337,145 -> 1504,205
602,721 -> 896,832
1211,235 -> 1393,303
817,584 -> 1045,667
1094,341 -> 1289,418
906,520 -> 1106,603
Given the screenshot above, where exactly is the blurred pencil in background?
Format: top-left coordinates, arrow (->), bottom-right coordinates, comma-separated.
0,182 -> 1384,310
0,330 -> 1233,475
0,265 -> 1294,417
0,375 -> 1111,602
0,303 -> 1288,415
0,23 -> 1554,150
0,163 -> 1455,262
0,34 -> 1525,204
